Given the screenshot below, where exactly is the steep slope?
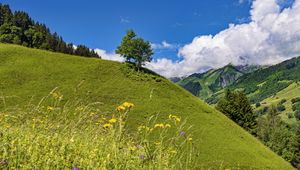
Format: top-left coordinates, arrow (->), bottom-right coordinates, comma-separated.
203,57 -> 300,103
255,82 -> 300,124
229,56 -> 300,103
202,57 -> 300,126
0,44 -> 293,169
177,64 -> 244,100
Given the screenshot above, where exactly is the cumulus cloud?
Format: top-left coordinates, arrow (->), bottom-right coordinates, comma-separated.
147,0 -> 300,77
94,49 -> 124,62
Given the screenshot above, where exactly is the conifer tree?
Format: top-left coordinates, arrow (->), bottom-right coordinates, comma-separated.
0,3 -> 99,58
216,89 -> 257,132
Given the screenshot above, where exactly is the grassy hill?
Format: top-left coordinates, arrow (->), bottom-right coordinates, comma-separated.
0,44 -> 294,169
255,82 -> 300,124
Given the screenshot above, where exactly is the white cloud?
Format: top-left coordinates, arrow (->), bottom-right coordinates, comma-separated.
120,17 -> 130,24
94,49 -> 124,62
238,0 -> 252,5
151,41 -> 179,50
72,45 -> 77,50
147,0 -> 300,77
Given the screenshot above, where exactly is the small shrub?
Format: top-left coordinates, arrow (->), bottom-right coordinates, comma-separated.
256,102 -> 261,108
291,97 -> 300,104
256,109 -> 266,116
277,104 -> 286,112
295,111 -> 300,121
263,106 -> 269,113
287,112 -> 294,119
292,102 -> 300,112
279,99 -> 287,105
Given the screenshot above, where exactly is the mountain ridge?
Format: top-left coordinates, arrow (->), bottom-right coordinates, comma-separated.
174,64 -> 262,101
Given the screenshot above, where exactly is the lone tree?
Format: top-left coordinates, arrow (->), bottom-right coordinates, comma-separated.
116,30 -> 153,69
216,89 -> 257,132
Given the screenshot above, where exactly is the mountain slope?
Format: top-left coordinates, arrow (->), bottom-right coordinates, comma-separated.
177,64 -> 245,100
228,56 -> 300,103
256,82 -> 300,124
0,44 -> 293,169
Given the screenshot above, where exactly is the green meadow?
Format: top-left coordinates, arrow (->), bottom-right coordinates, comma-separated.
0,44 -> 294,169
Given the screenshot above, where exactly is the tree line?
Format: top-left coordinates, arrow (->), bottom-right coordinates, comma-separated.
0,4 -> 99,58
217,89 -> 300,169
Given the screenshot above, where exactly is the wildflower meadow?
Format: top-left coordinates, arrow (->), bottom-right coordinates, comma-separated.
0,90 -> 197,169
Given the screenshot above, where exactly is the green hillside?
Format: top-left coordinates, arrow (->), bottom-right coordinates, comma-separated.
222,57 -> 300,125
177,64 -> 244,101
228,57 -> 300,104
255,82 -> 300,124
200,57 -> 300,106
0,44 -> 294,169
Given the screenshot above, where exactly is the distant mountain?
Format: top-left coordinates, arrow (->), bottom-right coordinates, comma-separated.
204,57 -> 300,125
169,77 -> 182,83
228,57 -> 300,103
176,64 -> 261,100
236,65 -> 268,74
176,57 -> 300,126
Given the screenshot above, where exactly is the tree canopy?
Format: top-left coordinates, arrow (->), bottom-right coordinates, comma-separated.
216,89 -> 257,132
256,106 -> 300,167
116,30 -> 153,69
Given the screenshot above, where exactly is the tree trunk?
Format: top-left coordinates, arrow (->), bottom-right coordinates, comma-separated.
136,61 -> 141,72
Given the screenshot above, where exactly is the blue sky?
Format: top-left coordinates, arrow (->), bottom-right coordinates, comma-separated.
2,0 -> 251,59
2,0 -> 299,77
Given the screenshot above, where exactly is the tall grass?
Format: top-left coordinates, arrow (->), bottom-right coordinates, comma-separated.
0,90 -> 197,169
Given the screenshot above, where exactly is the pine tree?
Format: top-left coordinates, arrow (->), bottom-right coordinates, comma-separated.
216,89 -> 257,132
0,4 -> 13,25
0,4 -> 99,58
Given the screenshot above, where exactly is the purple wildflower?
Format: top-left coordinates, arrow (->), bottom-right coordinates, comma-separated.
1,159 -> 7,165
179,131 -> 186,136
139,155 -> 145,160
73,165 -> 79,170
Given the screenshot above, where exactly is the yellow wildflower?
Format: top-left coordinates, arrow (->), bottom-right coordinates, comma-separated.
96,118 -> 106,124
138,125 -> 150,131
165,124 -> 171,128
90,112 -> 96,116
51,92 -> 63,100
47,106 -> 54,112
122,102 -> 134,108
154,141 -> 161,145
51,92 -> 58,98
70,137 -> 74,143
117,105 -> 126,112
188,137 -> 193,141
129,146 -> 136,151
170,150 -> 177,154
108,118 -> 117,124
103,123 -> 113,128
154,123 -> 165,128
169,114 -> 181,122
